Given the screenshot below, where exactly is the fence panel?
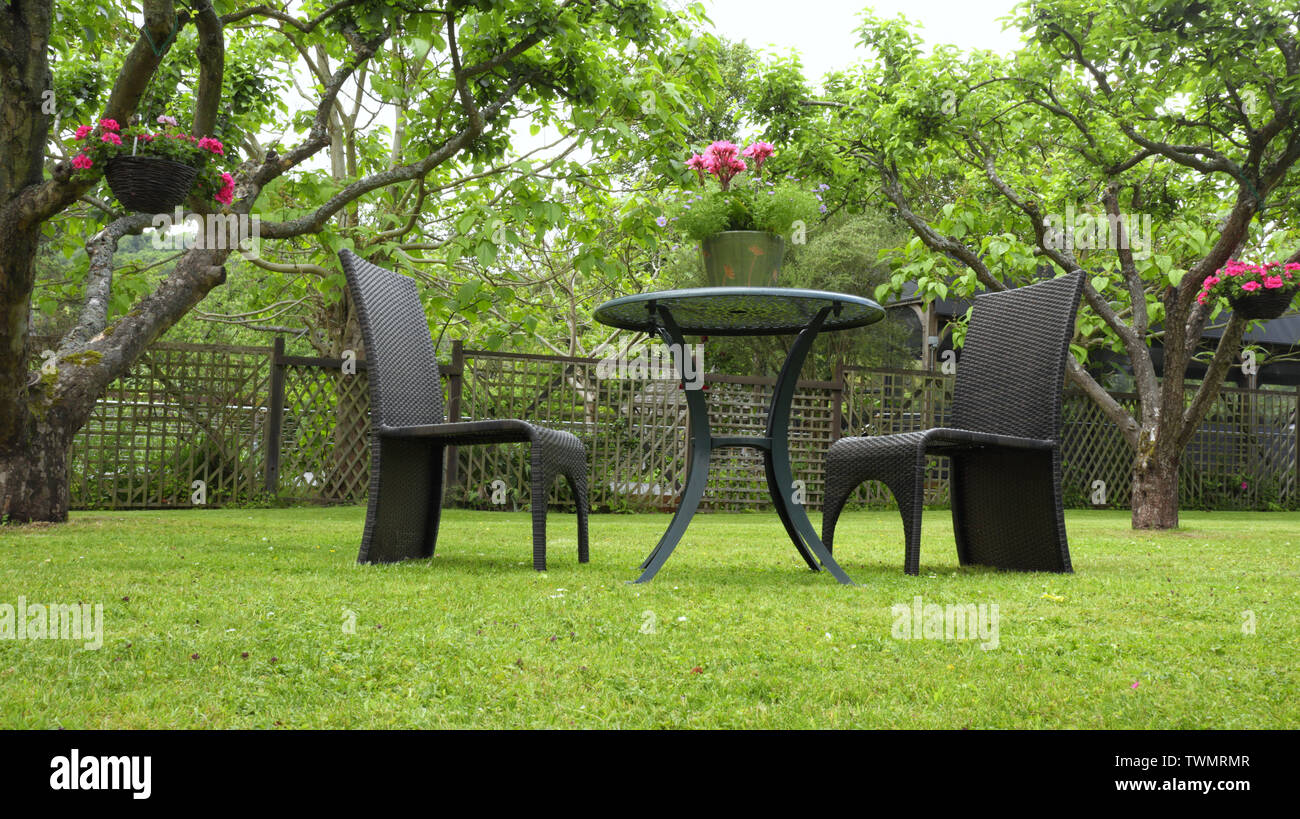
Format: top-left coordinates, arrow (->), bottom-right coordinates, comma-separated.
65,342 -> 270,508
46,338 -> 1299,513
273,355 -> 371,503
840,367 -> 956,505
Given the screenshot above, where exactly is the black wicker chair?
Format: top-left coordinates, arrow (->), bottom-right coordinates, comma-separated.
822,271 -> 1085,575
339,250 -> 589,570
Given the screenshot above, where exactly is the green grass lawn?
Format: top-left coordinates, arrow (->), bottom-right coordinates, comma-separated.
1,507 -> 1296,729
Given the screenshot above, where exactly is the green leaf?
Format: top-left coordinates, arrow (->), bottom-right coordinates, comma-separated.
456,281 -> 481,309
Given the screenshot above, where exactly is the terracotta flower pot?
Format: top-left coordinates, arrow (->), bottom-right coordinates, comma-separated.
700,231 -> 784,287
1228,287 -> 1296,320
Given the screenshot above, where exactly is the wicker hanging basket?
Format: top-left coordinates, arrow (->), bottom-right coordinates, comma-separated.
105,155 -> 199,213
1228,287 -> 1297,320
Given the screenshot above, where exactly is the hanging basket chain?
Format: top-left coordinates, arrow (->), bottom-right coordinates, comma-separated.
141,14 -> 180,57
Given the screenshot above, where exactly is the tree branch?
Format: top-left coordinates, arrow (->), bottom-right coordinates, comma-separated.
57,212 -> 154,354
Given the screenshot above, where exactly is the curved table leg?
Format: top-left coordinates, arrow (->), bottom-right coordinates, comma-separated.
765,450 -> 819,571
631,309 -> 711,583
766,307 -> 856,585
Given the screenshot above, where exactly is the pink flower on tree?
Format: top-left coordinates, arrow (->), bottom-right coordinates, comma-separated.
71,153 -> 93,170
1206,258 -> 1297,305
74,125 -> 92,141
215,172 -> 235,205
156,115 -> 178,127
197,137 -> 225,156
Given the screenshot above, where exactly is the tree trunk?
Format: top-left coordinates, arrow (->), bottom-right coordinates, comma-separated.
1131,451 -> 1180,529
0,421 -> 71,522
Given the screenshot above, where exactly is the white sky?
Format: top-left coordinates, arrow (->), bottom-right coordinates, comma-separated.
700,0 -> 1026,89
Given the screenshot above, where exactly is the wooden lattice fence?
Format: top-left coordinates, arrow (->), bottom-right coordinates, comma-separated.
64,342 -> 270,508
44,337 -> 1300,513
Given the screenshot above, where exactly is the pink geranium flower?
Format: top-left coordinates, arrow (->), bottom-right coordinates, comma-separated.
98,119 -> 120,132
101,132 -> 122,146
701,141 -> 746,189
71,153 -> 93,170
1206,258 -> 1297,307
685,153 -> 707,185
742,141 -> 774,175
197,137 -> 225,155
74,125 -> 92,141
215,172 -> 235,205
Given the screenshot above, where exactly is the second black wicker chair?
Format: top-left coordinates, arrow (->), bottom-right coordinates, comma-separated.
822,271 -> 1085,575
339,250 -> 589,570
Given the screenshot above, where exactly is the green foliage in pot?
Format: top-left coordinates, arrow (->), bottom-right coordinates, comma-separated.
665,140 -> 820,240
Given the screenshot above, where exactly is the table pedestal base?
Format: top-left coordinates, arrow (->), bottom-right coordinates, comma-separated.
632,304 -> 855,585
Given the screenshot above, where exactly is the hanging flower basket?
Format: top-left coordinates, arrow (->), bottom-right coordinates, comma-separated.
67,116 -> 235,213
1228,287 -> 1297,320
1198,259 -> 1300,321
105,155 -> 199,213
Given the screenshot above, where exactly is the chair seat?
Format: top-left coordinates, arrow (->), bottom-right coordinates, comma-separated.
376,419 -> 540,445
836,427 -> 1056,454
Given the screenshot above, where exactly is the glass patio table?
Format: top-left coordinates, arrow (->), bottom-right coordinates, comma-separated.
592,287 -> 885,584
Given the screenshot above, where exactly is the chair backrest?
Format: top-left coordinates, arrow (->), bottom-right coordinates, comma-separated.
338,250 -> 445,429
950,271 -> 1084,441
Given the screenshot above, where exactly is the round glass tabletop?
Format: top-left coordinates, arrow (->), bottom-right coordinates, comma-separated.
592,287 -> 885,336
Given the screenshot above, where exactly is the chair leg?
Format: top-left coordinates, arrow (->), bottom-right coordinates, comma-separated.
820,452 -> 856,556
898,465 -> 926,576
567,470 -> 590,564
822,436 -> 928,574
530,447 -> 550,572
358,439 -> 444,563
528,430 -> 589,571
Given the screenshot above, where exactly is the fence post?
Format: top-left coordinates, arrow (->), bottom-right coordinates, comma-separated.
444,340 -> 464,489
264,336 -> 286,495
